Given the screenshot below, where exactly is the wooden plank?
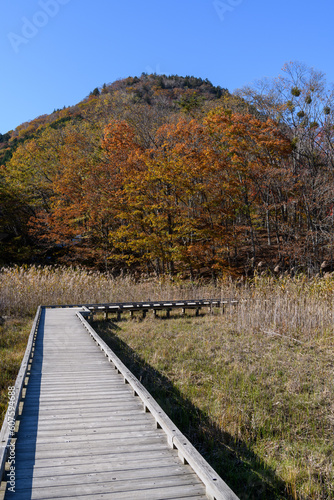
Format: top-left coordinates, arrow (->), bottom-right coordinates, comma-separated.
13,464 -> 196,489
14,438 -> 172,461
18,413 -> 151,432
15,428 -> 167,448
6,473 -> 205,499
21,390 -> 137,405
17,405 -> 144,421
17,408 -> 143,427
14,453 -> 182,479
13,447 -> 180,470
16,425 -> 159,444
5,483 -> 207,500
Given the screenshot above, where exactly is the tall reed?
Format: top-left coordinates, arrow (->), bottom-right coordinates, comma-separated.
1,267 -> 334,342
221,273 -> 334,342
0,266 -> 218,317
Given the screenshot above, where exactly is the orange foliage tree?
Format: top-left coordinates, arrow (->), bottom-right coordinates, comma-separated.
28,110 -> 292,275
101,111 -> 291,275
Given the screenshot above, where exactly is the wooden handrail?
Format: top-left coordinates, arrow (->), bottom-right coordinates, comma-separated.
50,299 -> 238,321
48,298 -> 237,306
77,310 -> 239,500
0,306 -> 42,482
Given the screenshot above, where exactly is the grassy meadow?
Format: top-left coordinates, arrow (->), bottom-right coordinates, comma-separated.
0,266 -> 333,499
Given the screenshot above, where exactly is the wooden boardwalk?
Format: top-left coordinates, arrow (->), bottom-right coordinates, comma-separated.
2,307 -> 238,500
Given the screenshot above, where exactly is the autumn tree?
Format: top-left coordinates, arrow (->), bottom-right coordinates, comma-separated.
101,112 -> 291,277
30,121 -> 111,267
0,174 -> 33,264
237,61 -> 334,270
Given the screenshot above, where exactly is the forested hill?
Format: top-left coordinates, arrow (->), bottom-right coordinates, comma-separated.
0,74 -> 229,165
1,65 -> 334,277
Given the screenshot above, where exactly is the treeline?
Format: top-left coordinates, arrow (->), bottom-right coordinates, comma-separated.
1,65 -> 334,277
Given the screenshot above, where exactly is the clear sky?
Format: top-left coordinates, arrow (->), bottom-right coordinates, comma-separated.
1,0 -> 333,134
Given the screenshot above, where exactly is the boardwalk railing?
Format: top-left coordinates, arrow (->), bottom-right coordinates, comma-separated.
77,309 -> 239,500
0,306 -> 42,482
50,298 -> 238,320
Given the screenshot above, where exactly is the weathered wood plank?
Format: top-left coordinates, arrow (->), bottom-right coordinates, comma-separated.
15,453 -> 182,479
16,428 -> 167,448
17,408 -> 143,427
6,472 -> 205,499
5,483 -> 207,500
14,438 -> 171,461
18,414 -> 151,432
14,464 -> 197,489
17,404 -> 144,421
20,395 -> 142,410
14,447 -> 180,470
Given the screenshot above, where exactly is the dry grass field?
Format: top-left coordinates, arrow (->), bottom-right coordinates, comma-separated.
0,266 -> 333,499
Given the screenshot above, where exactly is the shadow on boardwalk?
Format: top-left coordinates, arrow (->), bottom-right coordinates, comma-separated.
93,319 -> 295,500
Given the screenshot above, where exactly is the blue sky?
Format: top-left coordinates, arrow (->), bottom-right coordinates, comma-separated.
1,0 -> 333,134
